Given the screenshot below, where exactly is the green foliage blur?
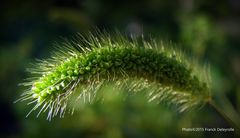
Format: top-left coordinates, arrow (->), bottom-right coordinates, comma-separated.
0,0 -> 240,138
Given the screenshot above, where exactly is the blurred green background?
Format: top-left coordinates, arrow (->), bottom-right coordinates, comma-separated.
0,0 -> 240,137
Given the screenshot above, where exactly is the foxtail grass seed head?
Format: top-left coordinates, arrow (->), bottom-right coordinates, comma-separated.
17,32 -> 211,120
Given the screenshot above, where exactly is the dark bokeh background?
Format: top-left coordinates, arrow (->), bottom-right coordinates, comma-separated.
0,0 -> 240,137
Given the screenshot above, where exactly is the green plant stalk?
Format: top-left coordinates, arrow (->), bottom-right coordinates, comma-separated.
209,96 -> 240,134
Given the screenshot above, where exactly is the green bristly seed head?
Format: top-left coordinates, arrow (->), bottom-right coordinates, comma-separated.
17,33 -> 211,120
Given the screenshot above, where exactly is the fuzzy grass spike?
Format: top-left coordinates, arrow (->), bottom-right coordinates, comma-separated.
17,33 -> 211,120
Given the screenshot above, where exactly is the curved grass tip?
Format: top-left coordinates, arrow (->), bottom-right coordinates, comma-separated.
17,32 -> 211,120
